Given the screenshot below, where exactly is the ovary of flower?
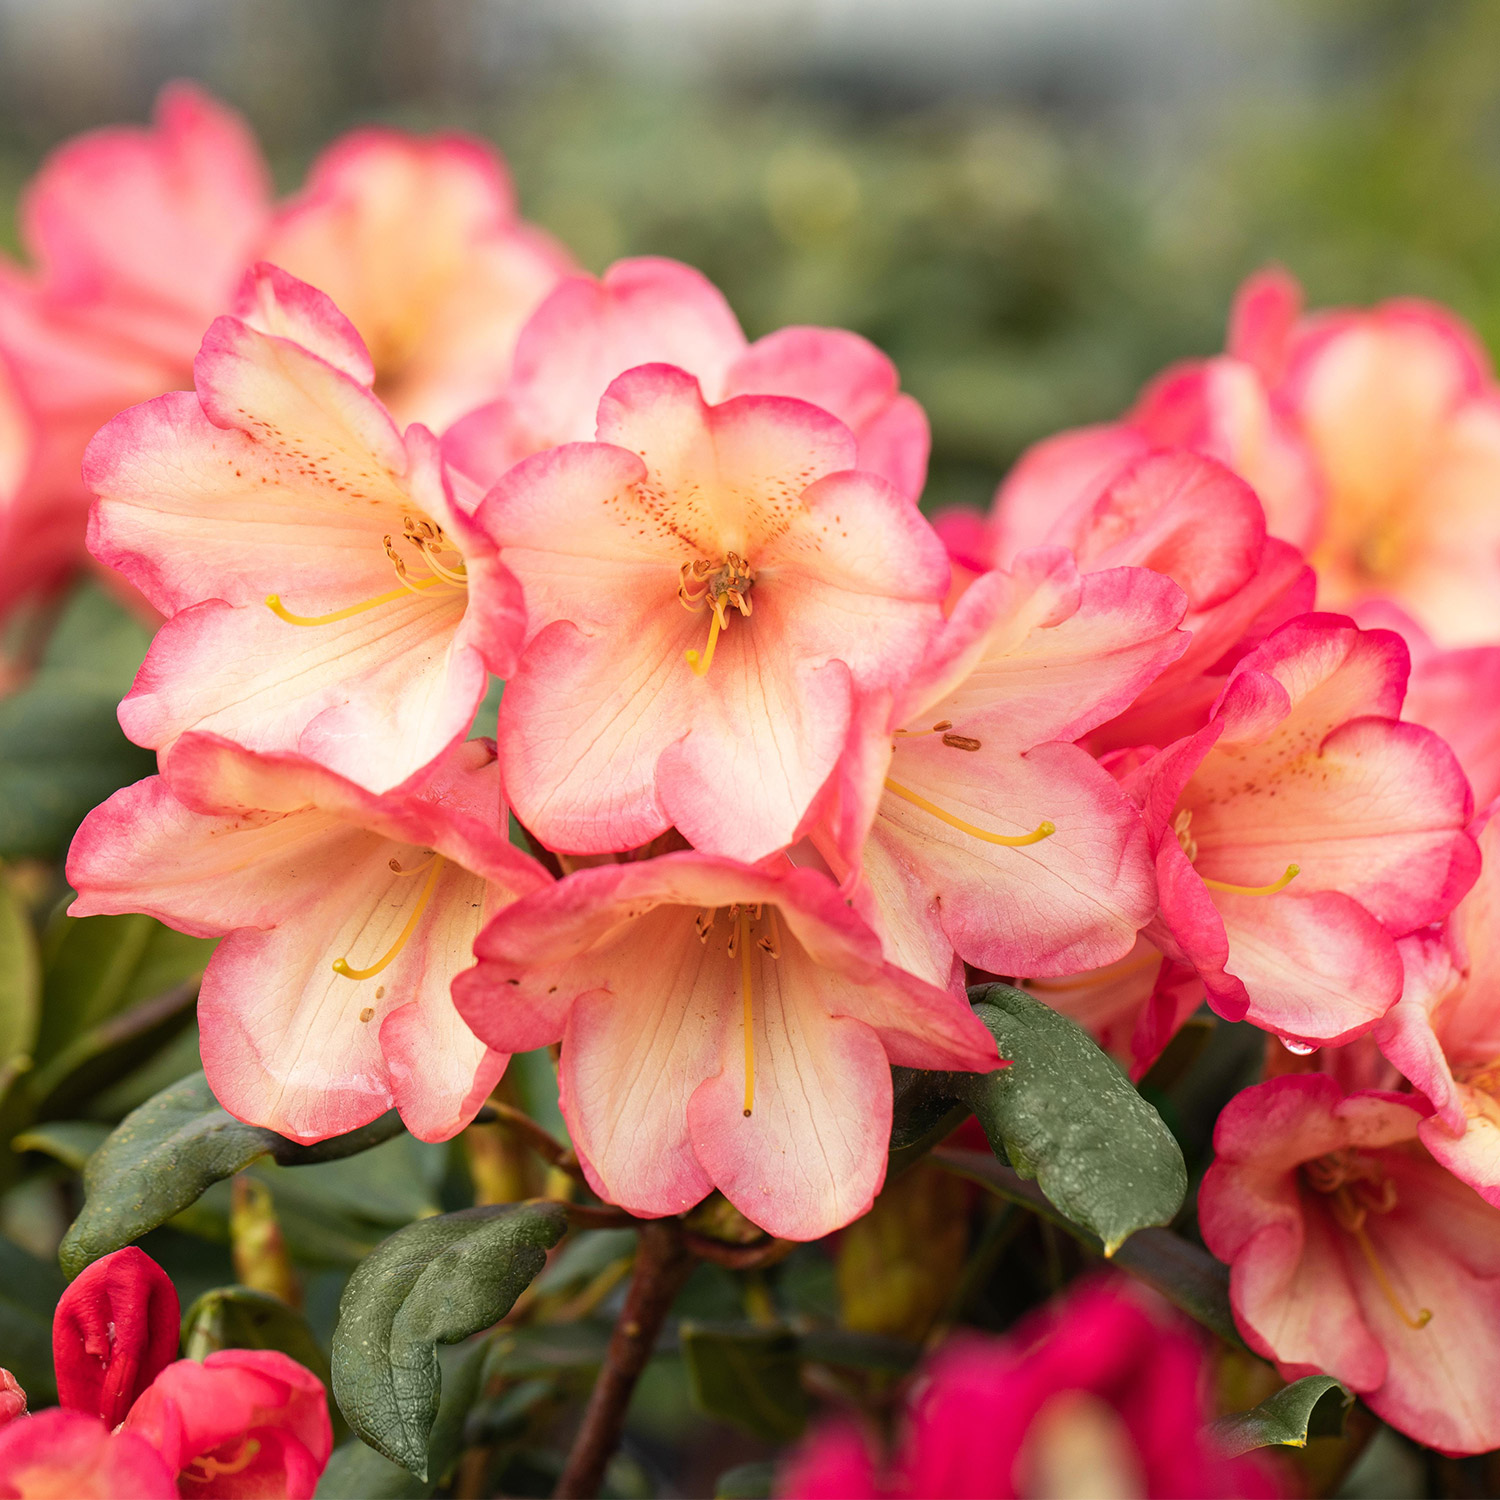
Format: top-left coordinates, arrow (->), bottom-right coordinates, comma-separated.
1303,1149 -> 1432,1330
266,513 -> 468,627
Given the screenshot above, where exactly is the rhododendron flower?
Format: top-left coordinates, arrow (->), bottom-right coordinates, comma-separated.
86,263 -> 524,792
68,733 -> 549,1144
454,851 -> 999,1240
1130,614 -> 1476,1048
1201,1073 -> 1500,1456
482,363 -> 949,861
0,83 -> 566,620
816,546 -> 1185,986
1374,807 -> 1500,1206
124,1351 -> 332,1500
54,1246 -> 179,1427
0,1408 -> 177,1498
779,1277 -> 1282,1499
444,255 -> 929,499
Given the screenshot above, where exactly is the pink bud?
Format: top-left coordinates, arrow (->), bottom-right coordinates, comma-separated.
0,1369 -> 25,1426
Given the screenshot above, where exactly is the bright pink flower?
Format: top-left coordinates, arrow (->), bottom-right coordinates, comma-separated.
481,363 -> 949,861
54,1248 -> 179,1428
443,255 -> 930,499
0,1408 -> 177,1498
124,1351 -> 332,1500
86,263 -> 524,793
454,851 -> 999,1239
779,1277 -> 1282,1499
1374,806 -> 1500,1208
0,83 -> 566,621
0,1374 -> 23,1428
67,733 -> 550,1144
813,546 -> 1185,986
1130,614 -> 1477,1048
1201,1073 -> 1500,1456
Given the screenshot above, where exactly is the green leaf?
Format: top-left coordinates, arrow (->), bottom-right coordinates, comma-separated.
182,1286 -> 331,1380
316,1441 -> 431,1499
0,875 -> 39,1102
0,584 -> 155,860
331,1201 -> 567,1478
952,985 -> 1186,1254
1212,1376 -> 1353,1455
680,1321 -> 809,1443
59,1071 -> 405,1276
12,1118 -> 110,1170
0,1233 -> 66,1403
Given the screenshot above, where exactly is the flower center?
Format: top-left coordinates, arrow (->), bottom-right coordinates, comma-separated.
1303,1149 -> 1431,1330
182,1437 -> 261,1484
1173,808 -> 1299,896
265,514 -> 468,627
331,851 -> 445,982
695,902 -> 781,1116
679,554 -> 754,676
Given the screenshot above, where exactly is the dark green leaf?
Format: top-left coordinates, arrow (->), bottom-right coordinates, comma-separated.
316,1440 -> 430,1499
331,1201 -> 567,1478
11,1118 -> 109,1169
1212,1376 -> 1353,1455
59,1071 -> 405,1276
953,985 -> 1186,1254
0,1233 -> 65,1403
715,1462 -> 776,1499
0,584 -> 156,859
182,1286 -> 332,1380
680,1321 -> 808,1443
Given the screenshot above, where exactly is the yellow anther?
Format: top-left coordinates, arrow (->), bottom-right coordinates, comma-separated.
1202,863 -> 1300,896
740,908 -> 755,1118
333,856 -> 445,981
883,779 -> 1055,847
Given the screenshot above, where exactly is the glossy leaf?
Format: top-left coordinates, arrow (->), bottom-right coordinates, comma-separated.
182,1285 -> 332,1382
59,1071 -> 405,1276
1212,1375 -> 1353,1455
681,1321 -> 809,1443
0,584 -> 155,859
331,1201 -> 567,1477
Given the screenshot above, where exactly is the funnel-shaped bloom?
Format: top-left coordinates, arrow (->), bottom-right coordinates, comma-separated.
0,1409 -> 177,1497
1375,809 -> 1500,1208
68,733 -> 549,1144
819,547 -> 1185,984
54,1248 -> 179,1428
779,1277 -> 1283,1500
1201,1074 -> 1500,1456
1132,614 -> 1477,1047
444,256 -> 929,498
483,364 -> 948,861
86,264 -> 524,792
0,83 -> 566,621
454,851 -> 998,1240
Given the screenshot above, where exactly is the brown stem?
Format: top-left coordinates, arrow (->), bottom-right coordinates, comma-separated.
490,1101 -> 586,1181
554,1219 -> 697,1499
681,1229 -> 796,1270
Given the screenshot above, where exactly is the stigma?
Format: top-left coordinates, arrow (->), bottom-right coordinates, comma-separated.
883,778 -> 1054,848
332,853 -> 446,981
1174,810 -> 1299,896
266,514 -> 467,627
680,554 -> 754,677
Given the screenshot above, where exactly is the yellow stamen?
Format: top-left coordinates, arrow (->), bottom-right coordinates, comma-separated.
183,1439 -> 261,1481
740,908 -> 755,1117
686,601 -> 726,677
333,856 -> 445,980
883,779 -> 1054,847
388,851 -> 438,877
1351,1221 -> 1432,1330
266,575 -> 441,626
1202,863 -> 1300,896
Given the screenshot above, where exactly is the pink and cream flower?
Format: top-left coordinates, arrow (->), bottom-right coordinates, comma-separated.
443,255 -> 930,499
1201,1073 -> 1500,1457
481,362 -> 949,862
453,851 -> 999,1240
85,264 -> 524,792
67,733 -> 550,1145
1129,614 -> 1477,1048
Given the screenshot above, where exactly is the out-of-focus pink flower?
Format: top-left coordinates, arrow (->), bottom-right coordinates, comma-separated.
0,1408 -> 177,1498
0,1373 -> 24,1428
1374,806 -> 1500,1208
1201,1073 -> 1500,1456
443,256 -> 930,499
124,1350 -> 332,1500
1130,614 -> 1477,1049
481,362 -> 948,862
454,851 -> 999,1240
0,82 -> 568,622
779,1277 -> 1282,1499
54,1247 -> 180,1428
86,263 -> 525,793
813,546 -> 1185,988
67,733 -> 550,1145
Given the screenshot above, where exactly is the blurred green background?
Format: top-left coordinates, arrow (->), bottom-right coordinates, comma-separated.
3,0 -> 1500,518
